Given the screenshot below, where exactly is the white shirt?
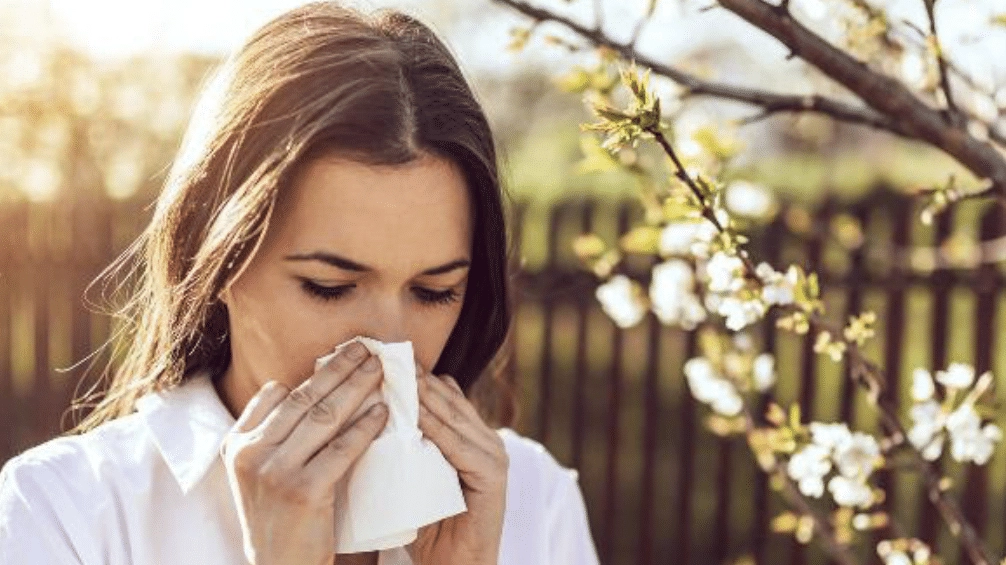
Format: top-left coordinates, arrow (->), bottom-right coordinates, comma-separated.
0,371 -> 600,565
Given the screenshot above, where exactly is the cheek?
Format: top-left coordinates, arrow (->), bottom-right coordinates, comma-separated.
226,268 -> 337,386
410,309 -> 463,373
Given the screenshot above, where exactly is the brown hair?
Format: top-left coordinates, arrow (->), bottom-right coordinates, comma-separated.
65,1 -> 518,435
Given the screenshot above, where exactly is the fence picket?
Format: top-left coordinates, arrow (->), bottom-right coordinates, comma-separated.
959,201 -> 1005,563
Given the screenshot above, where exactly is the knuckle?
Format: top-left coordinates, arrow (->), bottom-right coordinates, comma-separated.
263,380 -> 288,396
287,386 -> 315,408
256,464 -> 285,489
448,401 -> 466,426
276,478 -> 313,505
230,449 -> 258,475
330,352 -> 364,375
495,448 -> 510,470
453,427 -> 470,452
307,397 -> 340,424
327,432 -> 353,454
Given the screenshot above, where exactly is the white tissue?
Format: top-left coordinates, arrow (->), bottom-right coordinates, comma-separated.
314,336 -> 468,553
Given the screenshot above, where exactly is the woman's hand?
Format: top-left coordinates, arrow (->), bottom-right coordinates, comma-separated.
406,362 -> 509,565
218,341 -> 389,565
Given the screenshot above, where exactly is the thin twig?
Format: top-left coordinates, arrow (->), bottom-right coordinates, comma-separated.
491,0 -> 910,136
629,0 -> 659,49
922,0 -> 962,126
738,405 -> 862,565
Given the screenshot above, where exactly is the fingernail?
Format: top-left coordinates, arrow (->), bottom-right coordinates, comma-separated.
345,342 -> 367,360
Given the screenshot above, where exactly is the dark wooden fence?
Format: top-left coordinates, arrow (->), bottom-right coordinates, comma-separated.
2,189 -> 1005,565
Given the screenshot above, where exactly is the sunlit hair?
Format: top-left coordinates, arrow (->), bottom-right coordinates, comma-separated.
65,1 -> 516,435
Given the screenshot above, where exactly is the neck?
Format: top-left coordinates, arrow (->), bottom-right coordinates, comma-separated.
213,362 -> 256,421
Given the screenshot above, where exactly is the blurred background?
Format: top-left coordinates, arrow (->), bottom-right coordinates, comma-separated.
1,0 -> 1005,564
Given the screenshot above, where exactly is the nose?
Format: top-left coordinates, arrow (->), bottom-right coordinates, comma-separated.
355,294 -> 410,344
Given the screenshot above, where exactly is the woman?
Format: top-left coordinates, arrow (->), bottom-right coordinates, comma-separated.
0,3 -> 599,565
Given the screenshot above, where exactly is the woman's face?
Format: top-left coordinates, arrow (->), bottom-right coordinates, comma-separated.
217,150 -> 473,414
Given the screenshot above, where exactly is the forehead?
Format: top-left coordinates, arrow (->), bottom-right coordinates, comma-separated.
269,152 -> 474,268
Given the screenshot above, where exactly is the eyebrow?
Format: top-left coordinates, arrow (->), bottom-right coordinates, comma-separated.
284,251 -> 471,276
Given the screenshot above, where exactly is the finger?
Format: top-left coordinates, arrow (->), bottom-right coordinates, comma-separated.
232,380 -> 290,434
439,373 -> 465,396
269,354 -> 386,469
418,401 -> 493,473
418,375 -> 499,464
302,401 -> 389,486
419,369 -> 500,449
256,340 -> 374,444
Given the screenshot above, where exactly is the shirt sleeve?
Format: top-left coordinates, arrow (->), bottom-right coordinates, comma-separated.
0,453 -> 96,564
546,469 -> 600,565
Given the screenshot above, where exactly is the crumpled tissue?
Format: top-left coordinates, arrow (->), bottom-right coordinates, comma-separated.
314,336 -> 467,554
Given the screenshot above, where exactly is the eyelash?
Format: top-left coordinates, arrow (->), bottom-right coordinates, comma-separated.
298,278 -> 462,307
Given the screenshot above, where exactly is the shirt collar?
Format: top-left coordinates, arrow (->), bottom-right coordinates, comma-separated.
135,371 -> 237,495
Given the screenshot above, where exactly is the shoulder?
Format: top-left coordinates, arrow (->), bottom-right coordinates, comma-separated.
0,413 -> 149,503
494,427 -> 581,507
492,427 -> 600,564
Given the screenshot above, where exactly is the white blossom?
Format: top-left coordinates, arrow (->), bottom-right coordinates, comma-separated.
716,295 -> 767,331
936,362 -> 975,389
659,218 -> 719,259
705,251 -> 745,293
911,368 -> 935,402
752,353 -> 775,392
881,551 -> 913,565
907,400 -> 944,461
828,475 -> 875,508
946,403 -> 1001,464
756,262 -> 797,306
833,432 -> 881,479
649,260 -> 707,330
725,180 -> 775,218
683,357 -> 743,416
809,422 -> 853,451
787,444 -> 832,498
596,274 -> 647,328
659,221 -> 702,256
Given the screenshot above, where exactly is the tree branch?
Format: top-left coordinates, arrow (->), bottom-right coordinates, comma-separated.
491,0 -> 911,137
922,0 -> 962,125
713,0 -> 1006,198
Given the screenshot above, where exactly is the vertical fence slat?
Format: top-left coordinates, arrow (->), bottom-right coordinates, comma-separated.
918,204 -> 957,550
27,204 -> 52,448
502,199 -> 529,431
791,198 -> 831,565
536,202 -> 565,444
636,268 -> 661,565
572,199 -> 595,471
601,200 -> 631,565
839,203 -> 870,424
0,202 -> 17,461
875,198 -> 912,551
754,212 -> 786,565
673,329 -> 698,565
959,201 -> 1005,564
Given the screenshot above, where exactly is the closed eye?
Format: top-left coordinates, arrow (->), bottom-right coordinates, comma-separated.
297,278 -> 462,307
